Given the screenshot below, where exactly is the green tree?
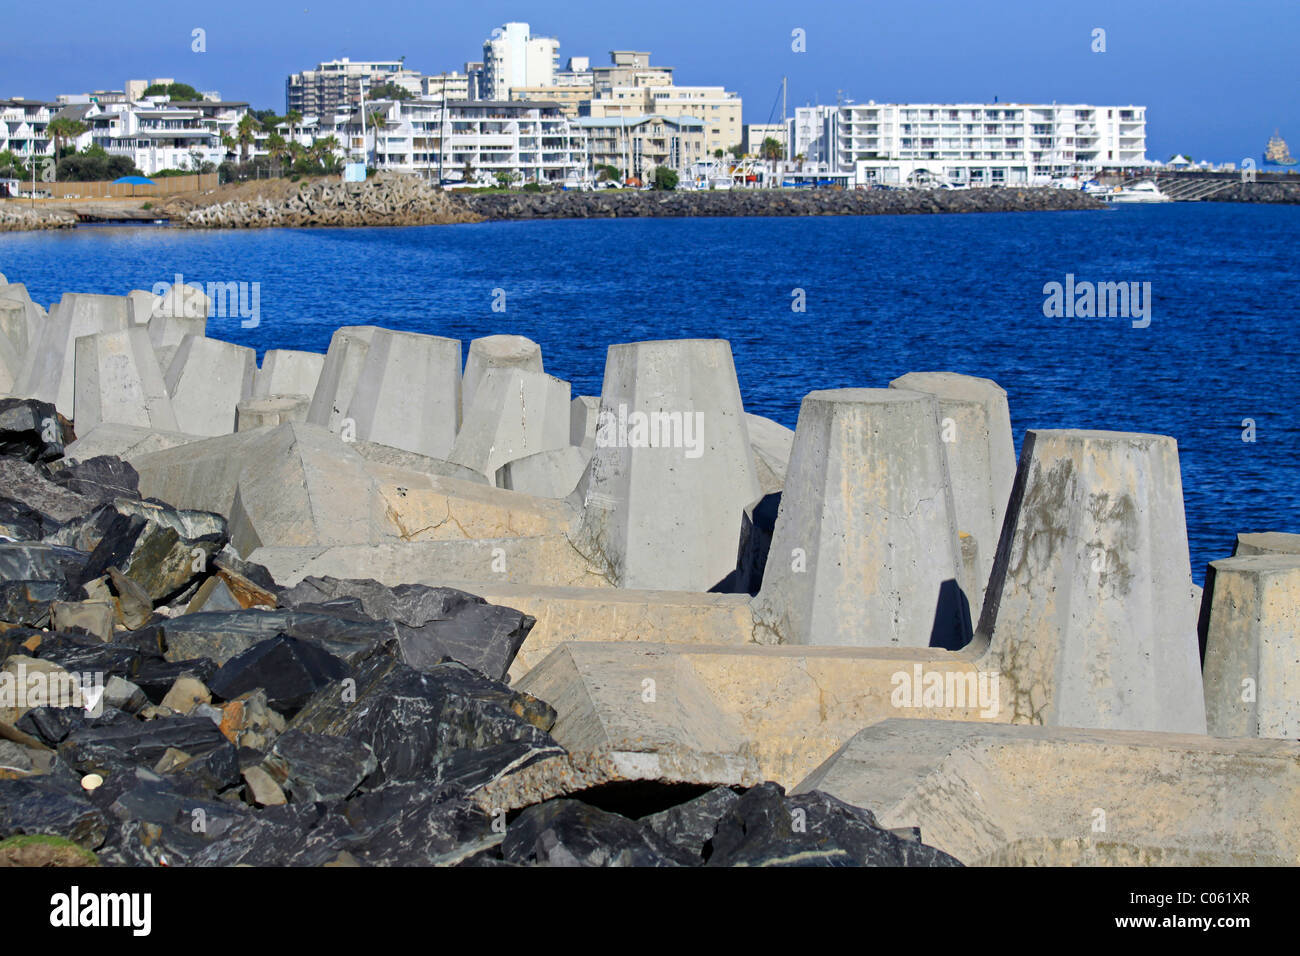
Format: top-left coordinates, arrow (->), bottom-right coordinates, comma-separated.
56,147 -> 140,181
495,170 -> 515,188
265,132 -> 288,173
0,149 -> 24,178
369,82 -> 412,101
595,164 -> 620,182
232,114 -> 260,163
728,144 -> 743,159
47,117 -> 88,160
143,82 -> 201,101
713,149 -> 724,158
461,158 -> 475,184
760,136 -> 785,161
652,166 -> 679,190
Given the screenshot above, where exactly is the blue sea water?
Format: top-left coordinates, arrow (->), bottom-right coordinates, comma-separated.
2,202 -> 1297,582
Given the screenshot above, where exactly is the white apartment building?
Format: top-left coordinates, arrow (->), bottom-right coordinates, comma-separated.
576,114 -> 706,179
585,79 -> 742,154
481,23 -> 560,101
793,101 -> 1150,185
286,58 -> 423,116
0,99 -> 56,161
86,102 -> 227,174
421,73 -> 470,100
349,98 -> 587,185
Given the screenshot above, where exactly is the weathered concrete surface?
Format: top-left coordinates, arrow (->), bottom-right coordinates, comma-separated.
513,641 -> 1002,788
126,290 -> 161,326
349,439 -> 488,486
72,327 -> 178,432
435,582 -> 757,680
62,422 -> 203,464
14,293 -> 130,416
496,445 -> 588,498
889,371 -> 1015,595
795,719 -> 1300,865
449,367 -> 571,481
745,412 -> 794,496
341,328 -> 461,459
371,471 -> 576,543
569,396 -> 600,450
235,396 -> 310,431
306,327 -> 376,433
979,429 -> 1205,734
752,388 -> 969,649
164,334 -> 257,436
1202,554 -> 1300,739
250,535 -> 609,590
462,334 -> 544,413
572,339 -> 761,591
1234,531 -> 1300,557
253,349 -> 325,400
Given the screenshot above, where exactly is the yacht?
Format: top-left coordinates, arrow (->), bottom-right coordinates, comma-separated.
1103,181 -> 1172,204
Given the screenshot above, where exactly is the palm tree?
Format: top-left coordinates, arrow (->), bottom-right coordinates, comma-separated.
47,117 -> 88,160
234,114 -> 260,164
265,132 -> 287,175
284,110 -> 302,149
315,135 -> 342,173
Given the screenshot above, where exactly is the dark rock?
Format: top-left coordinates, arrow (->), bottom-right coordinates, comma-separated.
288,648 -> 559,786
0,777 -> 110,848
59,716 -> 231,774
0,580 -> 66,626
158,609 -> 395,667
502,799 -> 690,867
262,729 -> 376,803
342,782 -> 497,866
42,501 -> 121,553
102,774 -> 249,866
212,546 -> 280,608
16,705 -> 130,747
640,785 -> 740,859
28,631 -> 144,682
47,456 -> 140,503
107,567 -> 154,629
281,576 -> 535,681
704,783 -> 963,867
0,542 -> 88,585
208,635 -> 348,715
0,398 -> 68,463
131,657 -> 219,704
0,458 -> 93,522
0,497 -> 61,541
187,801 -> 352,867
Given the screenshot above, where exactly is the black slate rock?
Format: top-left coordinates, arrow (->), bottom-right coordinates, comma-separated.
263,729 -> 377,803
208,635 -> 348,714
502,799 -> 692,867
47,456 -> 141,503
0,777 -> 111,849
640,785 -> 741,860
704,783 -> 963,867
0,398 -> 68,463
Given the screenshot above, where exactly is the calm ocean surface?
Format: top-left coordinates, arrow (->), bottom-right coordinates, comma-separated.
2,202 -> 1297,581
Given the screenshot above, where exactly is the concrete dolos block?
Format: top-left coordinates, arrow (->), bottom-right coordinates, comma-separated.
496,445 -> 588,498
343,328 -> 461,459
889,371 -> 1015,604
164,334 -> 257,436
254,349 -> 325,400
979,429 -> 1205,734
752,388 -> 970,649
572,339 -> 761,591
449,367 -> 570,482
796,719 -> 1300,866
463,334 -> 544,413
14,293 -> 130,416
73,327 -> 178,433
1234,532 -> 1300,557
1202,554 -> 1300,739
307,326 -> 377,433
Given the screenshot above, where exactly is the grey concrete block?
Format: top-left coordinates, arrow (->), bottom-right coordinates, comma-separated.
14,293 -> 130,416
164,334 -> 257,436
306,326 -> 377,433
752,388 -> 969,649
570,395 -> 600,449
1202,554 -> 1300,739
126,290 -> 162,326
980,429 -> 1205,734
1234,532 -> 1300,557
72,327 -> 178,433
496,445 -> 589,498
343,328 -> 462,459
795,719 -> 1300,865
745,412 -> 795,496
890,371 -> 1015,594
463,334 -> 543,413
572,339 -> 761,591
254,349 -> 325,400
235,396 -> 311,431
449,367 -> 570,481
63,422 -> 203,464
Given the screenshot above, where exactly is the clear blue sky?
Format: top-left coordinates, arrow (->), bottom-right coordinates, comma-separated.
5,0 -> 1296,162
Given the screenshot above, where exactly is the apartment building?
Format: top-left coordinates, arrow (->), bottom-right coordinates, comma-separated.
83,102 -> 227,173
286,58 -> 423,116
348,98 -> 587,184
509,85 -> 591,118
743,122 -> 787,156
646,86 -> 741,154
793,101 -> 1150,185
421,73 -> 470,100
0,99 -> 56,160
481,23 -> 560,101
576,114 -> 706,179
592,51 -> 673,95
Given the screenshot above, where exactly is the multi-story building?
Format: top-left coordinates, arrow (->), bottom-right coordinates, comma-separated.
576,114 -> 706,179
481,23 -> 559,101
509,84 -> 591,118
743,123 -> 786,157
0,99 -> 56,162
464,62 -> 485,100
85,102 -> 227,174
793,101 -> 1150,185
421,72 -> 470,100
286,58 -> 423,116
347,97 -> 587,185
584,75 -> 742,154
591,51 -> 672,95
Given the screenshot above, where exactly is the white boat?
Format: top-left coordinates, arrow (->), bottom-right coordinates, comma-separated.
1104,181 -> 1172,204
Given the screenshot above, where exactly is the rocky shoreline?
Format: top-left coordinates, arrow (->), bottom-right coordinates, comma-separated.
0,274 -> 1297,867
0,206 -> 77,233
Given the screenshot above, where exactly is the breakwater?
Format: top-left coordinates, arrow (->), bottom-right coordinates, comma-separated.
0,205 -> 76,233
